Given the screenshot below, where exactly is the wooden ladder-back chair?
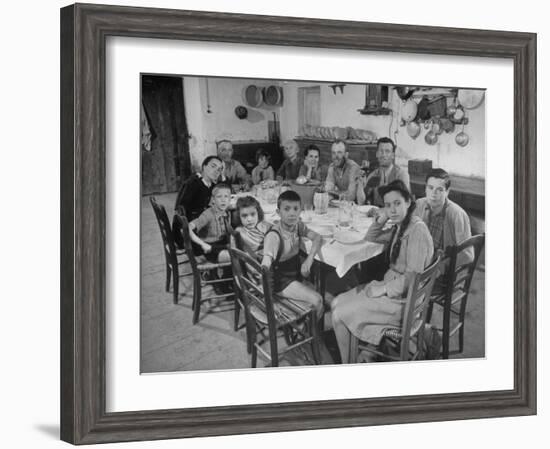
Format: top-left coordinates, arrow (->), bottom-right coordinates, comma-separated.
229,233 -> 257,353
149,196 -> 192,304
349,253 -> 443,363
172,211 -> 234,325
427,233 -> 486,359
229,246 -> 321,368
230,232 -> 258,332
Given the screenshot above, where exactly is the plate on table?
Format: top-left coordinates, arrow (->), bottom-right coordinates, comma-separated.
329,199 -> 343,207
333,229 -> 364,245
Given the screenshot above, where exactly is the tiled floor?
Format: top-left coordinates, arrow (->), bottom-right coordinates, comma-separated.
141,192 -> 485,373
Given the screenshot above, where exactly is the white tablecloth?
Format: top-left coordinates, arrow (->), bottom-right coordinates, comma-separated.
232,193 -> 384,277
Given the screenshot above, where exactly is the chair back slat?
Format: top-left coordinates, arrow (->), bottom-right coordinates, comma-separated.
230,234 -> 265,312
445,234 -> 485,293
441,234 -> 486,311
172,211 -> 200,271
149,196 -> 178,267
229,246 -> 277,328
435,233 -> 485,358
399,253 -> 443,360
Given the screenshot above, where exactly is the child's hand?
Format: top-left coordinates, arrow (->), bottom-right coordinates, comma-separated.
365,284 -> 386,297
202,243 -> 212,254
300,259 -> 313,278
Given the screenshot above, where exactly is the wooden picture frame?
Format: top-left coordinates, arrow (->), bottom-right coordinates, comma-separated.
60,3 -> 536,444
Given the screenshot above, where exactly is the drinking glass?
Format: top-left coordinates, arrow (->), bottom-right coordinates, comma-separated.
303,204 -> 313,222
338,201 -> 351,227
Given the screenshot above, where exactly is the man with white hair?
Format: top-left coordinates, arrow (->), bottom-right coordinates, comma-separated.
276,139 -> 303,181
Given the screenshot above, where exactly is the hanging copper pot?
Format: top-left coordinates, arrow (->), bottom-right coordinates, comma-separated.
402,98 -> 418,122
453,107 -> 465,121
455,131 -> 469,147
432,120 -> 443,135
440,118 -> 455,133
406,121 -> 421,139
425,130 -> 438,145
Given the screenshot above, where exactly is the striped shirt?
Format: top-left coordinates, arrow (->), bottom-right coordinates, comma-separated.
236,221 -> 272,253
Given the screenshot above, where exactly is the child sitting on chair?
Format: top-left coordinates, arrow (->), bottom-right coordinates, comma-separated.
251,149 -> 275,185
234,196 -> 272,259
261,190 -> 324,321
189,183 -> 232,266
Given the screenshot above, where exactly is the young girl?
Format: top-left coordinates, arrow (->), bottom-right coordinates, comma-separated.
234,196 -> 272,258
251,149 -> 275,185
261,190 -> 324,321
331,180 -> 434,363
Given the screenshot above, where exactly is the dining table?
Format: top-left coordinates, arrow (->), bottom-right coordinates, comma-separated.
230,190 -> 384,279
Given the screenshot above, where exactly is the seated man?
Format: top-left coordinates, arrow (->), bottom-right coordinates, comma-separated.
356,137 -> 410,207
414,168 -> 474,268
276,139 -> 303,181
324,139 -> 360,201
173,155 -> 223,247
217,139 -> 250,186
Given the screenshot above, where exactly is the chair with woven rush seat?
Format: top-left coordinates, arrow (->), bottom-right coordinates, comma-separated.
349,253 -> 443,363
229,246 -> 321,368
172,211 -> 234,325
426,233 -> 485,359
149,196 -> 192,304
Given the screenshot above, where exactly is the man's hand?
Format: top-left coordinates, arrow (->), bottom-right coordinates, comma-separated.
201,243 -> 213,254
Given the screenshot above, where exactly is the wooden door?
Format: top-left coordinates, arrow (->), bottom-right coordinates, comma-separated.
141,75 -> 191,195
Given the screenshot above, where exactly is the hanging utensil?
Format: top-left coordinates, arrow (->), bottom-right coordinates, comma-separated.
455,121 -> 469,147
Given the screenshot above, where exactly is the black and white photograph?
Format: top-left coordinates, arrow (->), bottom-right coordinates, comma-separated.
4,0 -> 545,447
140,75 -> 486,372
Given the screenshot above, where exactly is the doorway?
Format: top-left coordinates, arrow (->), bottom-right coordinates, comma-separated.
298,85 -> 321,131
141,75 -> 191,195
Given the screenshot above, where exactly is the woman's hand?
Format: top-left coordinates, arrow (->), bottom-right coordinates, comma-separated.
301,259 -> 313,278
374,208 -> 389,223
357,172 -> 368,189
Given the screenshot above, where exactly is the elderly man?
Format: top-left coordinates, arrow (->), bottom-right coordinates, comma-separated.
324,139 -> 360,201
217,140 -> 250,186
356,137 -> 410,207
414,168 -> 474,265
276,139 -> 303,181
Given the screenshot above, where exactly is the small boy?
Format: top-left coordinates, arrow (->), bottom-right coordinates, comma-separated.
189,184 -> 232,265
251,149 -> 275,185
261,190 -> 324,321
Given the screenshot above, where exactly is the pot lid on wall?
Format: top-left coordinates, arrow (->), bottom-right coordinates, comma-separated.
457,89 -> 485,109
